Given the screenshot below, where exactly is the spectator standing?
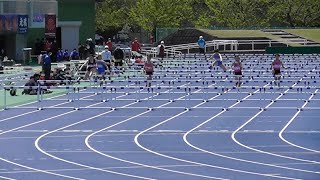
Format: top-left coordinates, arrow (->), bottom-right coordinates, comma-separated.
157,41 -> 165,61
198,36 -> 206,55
113,45 -> 124,68
78,43 -> 85,59
101,46 -> 112,71
87,38 -> 95,55
131,37 -> 141,53
42,51 -> 52,80
106,38 -> 113,53
51,40 -> 58,62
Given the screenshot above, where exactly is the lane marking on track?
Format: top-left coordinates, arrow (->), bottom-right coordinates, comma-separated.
279,89 -> 320,153
133,79 -> 304,179
0,164 -> 205,174
36,79 -> 228,180
0,175 -> 16,180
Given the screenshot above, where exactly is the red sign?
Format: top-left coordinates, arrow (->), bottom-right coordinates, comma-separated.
45,14 -> 56,38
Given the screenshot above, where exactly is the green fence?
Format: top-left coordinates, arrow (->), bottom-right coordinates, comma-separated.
156,28 -> 179,42
266,47 -> 320,54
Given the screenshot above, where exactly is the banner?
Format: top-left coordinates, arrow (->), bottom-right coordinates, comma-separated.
45,14 -> 56,38
18,15 -> 28,34
0,15 -> 18,32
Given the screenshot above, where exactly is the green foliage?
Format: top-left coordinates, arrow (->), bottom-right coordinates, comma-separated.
95,0 -> 320,32
95,0 -> 135,31
205,0 -> 271,28
129,0 -> 193,32
267,0 -> 320,27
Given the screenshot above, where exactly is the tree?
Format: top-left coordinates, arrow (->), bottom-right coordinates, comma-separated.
95,0 -> 135,31
190,0 -> 214,28
129,0 -> 193,33
267,0 -> 320,27
205,0 -> 270,28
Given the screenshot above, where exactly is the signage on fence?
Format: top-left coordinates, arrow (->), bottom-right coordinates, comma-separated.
18,15 -> 28,34
45,14 -> 56,38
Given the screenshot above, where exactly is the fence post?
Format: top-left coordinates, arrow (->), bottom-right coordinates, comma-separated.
4,87 -> 7,110
37,84 -> 40,102
252,41 -> 254,51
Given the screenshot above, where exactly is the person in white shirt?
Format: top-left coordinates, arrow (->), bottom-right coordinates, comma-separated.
101,45 -> 112,71
157,41 -> 165,67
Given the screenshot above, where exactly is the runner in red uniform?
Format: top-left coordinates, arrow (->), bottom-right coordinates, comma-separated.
271,54 -> 286,87
231,56 -> 243,87
144,55 -> 154,87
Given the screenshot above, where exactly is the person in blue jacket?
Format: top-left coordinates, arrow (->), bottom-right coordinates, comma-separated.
70,49 -> 79,60
56,49 -> 63,62
63,50 -> 70,61
42,51 -> 52,80
198,36 -> 206,55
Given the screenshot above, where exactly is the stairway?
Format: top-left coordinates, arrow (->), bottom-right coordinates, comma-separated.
262,29 -> 320,46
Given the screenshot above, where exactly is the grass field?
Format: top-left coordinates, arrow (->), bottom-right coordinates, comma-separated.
199,29 -> 277,39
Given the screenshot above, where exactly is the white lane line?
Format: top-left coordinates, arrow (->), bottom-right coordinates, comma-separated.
35,109 -> 155,180
231,77 -> 320,172
0,93 -> 98,123
0,164 -> 204,174
131,82 -> 300,179
279,89 -> 320,153
85,91 -> 227,180
273,162 -> 318,165
43,150 -> 319,154
0,175 -> 16,180
232,109 -> 320,165
37,80 -> 227,180
0,108 -> 84,180
0,82 -> 146,179
85,80 -> 236,179
33,82 -> 178,180
135,81 -> 301,179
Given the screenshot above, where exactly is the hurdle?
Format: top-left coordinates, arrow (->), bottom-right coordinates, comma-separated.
3,83 -> 318,110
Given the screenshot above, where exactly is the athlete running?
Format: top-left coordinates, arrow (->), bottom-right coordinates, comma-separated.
84,54 -> 97,80
271,54 -> 286,87
231,56 -> 243,87
210,49 -> 228,71
144,55 -> 154,87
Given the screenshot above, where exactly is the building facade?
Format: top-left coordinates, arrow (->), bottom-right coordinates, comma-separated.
0,0 -> 95,61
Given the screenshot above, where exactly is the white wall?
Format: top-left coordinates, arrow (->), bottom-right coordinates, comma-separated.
60,21 -> 81,52
15,34 -> 27,61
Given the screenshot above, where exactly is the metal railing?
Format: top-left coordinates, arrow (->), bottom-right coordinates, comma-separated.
142,39 -> 320,54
